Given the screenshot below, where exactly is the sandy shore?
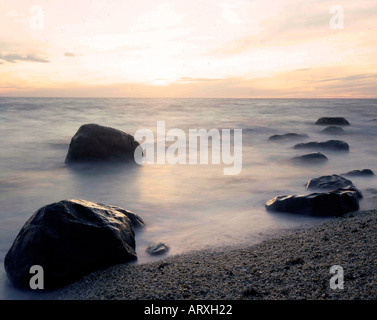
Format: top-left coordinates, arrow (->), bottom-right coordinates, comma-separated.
46,209 -> 377,300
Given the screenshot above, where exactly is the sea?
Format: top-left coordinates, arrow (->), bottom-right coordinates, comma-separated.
1,97 -> 376,299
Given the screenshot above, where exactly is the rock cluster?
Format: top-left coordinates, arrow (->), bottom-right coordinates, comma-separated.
266,117 -> 373,217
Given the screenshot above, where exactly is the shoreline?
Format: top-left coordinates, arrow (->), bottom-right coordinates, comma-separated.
46,209 -> 377,300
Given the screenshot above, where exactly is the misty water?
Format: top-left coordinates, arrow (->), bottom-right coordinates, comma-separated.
1,97 -> 377,299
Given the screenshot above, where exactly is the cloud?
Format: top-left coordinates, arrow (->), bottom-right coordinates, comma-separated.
311,73 -> 377,83
295,68 -> 311,72
211,0 -> 377,58
64,52 -> 75,57
177,77 -> 223,82
0,53 -> 50,63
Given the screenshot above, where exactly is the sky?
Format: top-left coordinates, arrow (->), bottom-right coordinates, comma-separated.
0,0 -> 377,98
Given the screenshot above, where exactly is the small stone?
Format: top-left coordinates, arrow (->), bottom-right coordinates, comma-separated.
243,287 -> 259,297
146,243 -> 169,255
286,257 -> 305,266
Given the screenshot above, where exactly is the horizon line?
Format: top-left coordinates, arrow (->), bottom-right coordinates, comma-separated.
1,96 -> 377,100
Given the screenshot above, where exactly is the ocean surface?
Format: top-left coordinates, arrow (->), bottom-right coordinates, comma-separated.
1,97 -> 377,299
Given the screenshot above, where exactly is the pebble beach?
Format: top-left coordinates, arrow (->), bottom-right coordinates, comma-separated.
47,208 -> 377,300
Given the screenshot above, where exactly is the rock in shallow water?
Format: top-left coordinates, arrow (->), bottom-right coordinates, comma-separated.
265,187 -> 360,217
315,117 -> 350,126
291,152 -> 328,164
321,126 -> 345,135
65,123 -> 140,164
293,140 -> 349,152
4,199 -> 144,289
343,169 -> 375,177
305,174 -> 362,198
146,243 -> 170,256
269,133 -> 308,141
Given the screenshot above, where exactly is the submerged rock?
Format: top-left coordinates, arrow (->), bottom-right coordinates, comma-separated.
343,169 -> 375,177
315,117 -> 350,126
4,199 -> 144,289
265,187 -> 360,217
146,243 -> 170,256
269,133 -> 308,141
65,124 -> 140,164
291,152 -> 328,164
293,140 -> 349,152
321,126 -> 345,135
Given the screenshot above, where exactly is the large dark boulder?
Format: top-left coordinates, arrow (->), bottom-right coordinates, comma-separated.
65,124 -> 140,164
321,126 -> 345,135
291,152 -> 328,164
269,133 -> 308,141
315,117 -> 350,126
265,187 -> 360,217
4,199 -> 144,289
293,140 -> 349,152
343,169 -> 375,177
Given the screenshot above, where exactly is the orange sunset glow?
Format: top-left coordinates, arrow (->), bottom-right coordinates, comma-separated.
1,0 -> 377,98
